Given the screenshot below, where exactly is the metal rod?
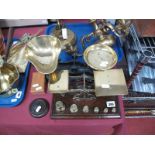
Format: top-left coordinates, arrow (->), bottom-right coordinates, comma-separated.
151,37 -> 155,46
131,25 -> 144,54
125,110 -> 152,116
127,62 -> 145,88
127,50 -> 153,88
4,27 -> 14,61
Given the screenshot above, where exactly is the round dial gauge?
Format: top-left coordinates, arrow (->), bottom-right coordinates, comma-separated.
84,44 -> 118,70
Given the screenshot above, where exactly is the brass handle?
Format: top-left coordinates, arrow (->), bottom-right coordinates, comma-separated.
104,22 -> 122,37
56,19 -> 63,29
105,20 -> 131,37
81,32 -> 94,49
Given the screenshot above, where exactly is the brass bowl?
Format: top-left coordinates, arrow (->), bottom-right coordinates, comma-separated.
84,44 -> 118,70
0,63 -> 19,93
25,35 -> 61,74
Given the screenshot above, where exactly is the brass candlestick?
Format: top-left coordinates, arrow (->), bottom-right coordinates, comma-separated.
81,19 -> 116,49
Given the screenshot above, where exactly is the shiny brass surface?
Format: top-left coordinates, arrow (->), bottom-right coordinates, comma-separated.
115,19 -> 131,36
81,32 -> 95,49
7,32 -> 45,73
81,19 -> 116,49
25,35 -> 61,74
52,28 -> 76,50
103,19 -> 131,37
48,70 -> 69,93
90,19 -> 100,30
97,34 -> 115,46
7,42 -> 28,73
49,71 -> 62,84
0,57 -> 19,93
81,19 -> 131,49
52,20 -> 76,54
84,44 -> 118,70
94,69 -> 128,97
81,19 -> 131,71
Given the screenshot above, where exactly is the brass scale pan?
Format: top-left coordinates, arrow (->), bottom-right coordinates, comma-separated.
83,44 -> 118,70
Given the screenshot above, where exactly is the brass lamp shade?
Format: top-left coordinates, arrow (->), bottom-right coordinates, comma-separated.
25,35 -> 62,74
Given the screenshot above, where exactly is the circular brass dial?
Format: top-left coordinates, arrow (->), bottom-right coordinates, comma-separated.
84,44 -> 118,70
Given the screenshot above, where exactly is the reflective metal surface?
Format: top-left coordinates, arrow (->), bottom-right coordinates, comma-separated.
25,35 -> 61,74
52,29 -> 76,51
125,24 -> 155,93
55,101 -> 65,112
0,57 -> 19,93
97,34 -> 115,46
81,19 -> 131,70
48,71 -> 62,84
82,105 -> 89,113
81,19 -> 131,49
84,44 -> 118,70
52,20 -> 76,54
114,19 -> 131,37
94,106 -> 100,113
7,42 -> 28,73
70,104 -> 78,113
48,70 -> 69,93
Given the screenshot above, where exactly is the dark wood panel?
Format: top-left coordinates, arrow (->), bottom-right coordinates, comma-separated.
134,19 -> 155,37
51,94 -> 121,119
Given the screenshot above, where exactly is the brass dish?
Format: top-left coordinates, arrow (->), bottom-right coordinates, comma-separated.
7,32 -> 45,73
0,56 -> 19,93
84,44 -> 118,70
25,35 -> 61,74
7,42 -> 28,73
